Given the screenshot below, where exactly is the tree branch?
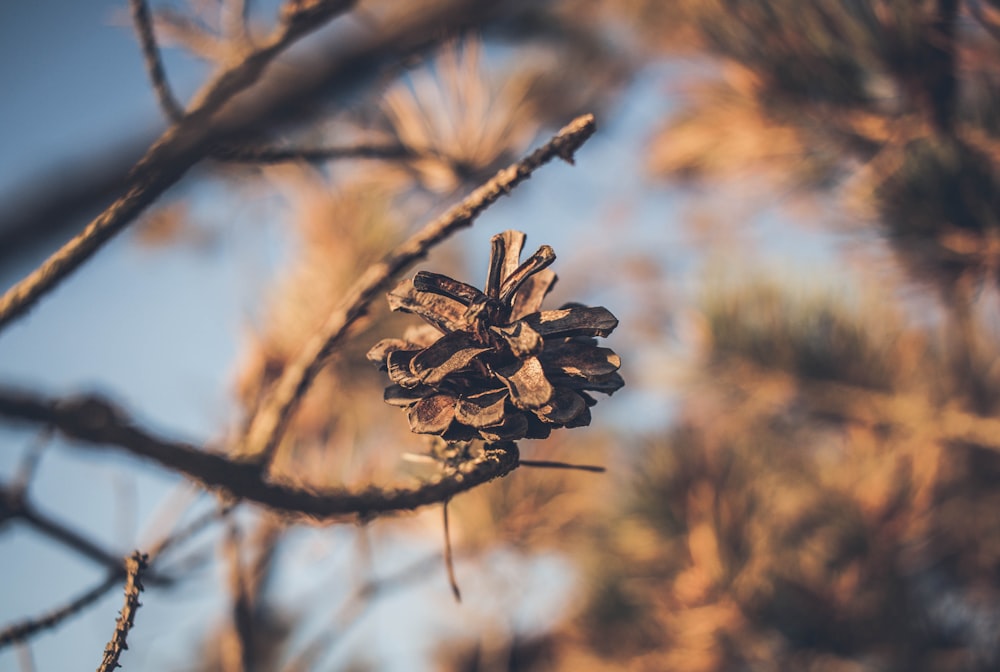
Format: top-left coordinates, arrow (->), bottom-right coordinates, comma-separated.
0,496 -> 226,651
222,524 -> 254,672
0,574 -> 121,649
442,500 -> 461,602
518,459 -> 606,473
96,551 -> 148,672
282,549 -> 463,671
0,0 -> 539,269
145,502 -> 234,561
0,485 -> 171,586
210,141 -> 416,164
239,113 -> 597,464
0,0 -> 357,333
0,387 -> 521,521
129,0 -> 185,122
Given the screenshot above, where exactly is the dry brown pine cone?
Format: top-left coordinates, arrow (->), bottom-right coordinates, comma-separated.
367,230 -> 623,441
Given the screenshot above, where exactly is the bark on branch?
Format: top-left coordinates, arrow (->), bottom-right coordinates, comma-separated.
0,575 -> 121,649
0,387 -> 521,521
96,551 -> 148,672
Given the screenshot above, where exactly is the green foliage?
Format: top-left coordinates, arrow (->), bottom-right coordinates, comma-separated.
702,277 -> 905,390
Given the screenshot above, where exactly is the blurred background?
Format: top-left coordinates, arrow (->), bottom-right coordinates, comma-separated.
3,0 -> 1000,670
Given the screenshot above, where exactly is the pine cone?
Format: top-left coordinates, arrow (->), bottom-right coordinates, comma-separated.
367,230 -> 623,441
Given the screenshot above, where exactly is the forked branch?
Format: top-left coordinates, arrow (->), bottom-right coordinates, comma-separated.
0,485 -> 171,586
129,0 -> 184,122
0,575 -> 121,649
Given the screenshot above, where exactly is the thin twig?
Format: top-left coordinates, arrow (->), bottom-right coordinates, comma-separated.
0,574 -> 120,649
15,642 -> 35,672
0,498 -> 227,651
240,113 -> 598,464
219,516 -> 282,672
129,0 -> 185,122
15,497 -> 140,577
222,524 -> 254,672
0,387 -> 521,520
0,0 -> 357,333
0,485 -> 171,586
282,551 -> 455,671
146,502 -> 235,561
442,499 -> 461,602
97,551 -> 148,672
211,142 -> 415,164
9,429 -> 51,495
518,459 -> 606,473
243,515 -> 284,601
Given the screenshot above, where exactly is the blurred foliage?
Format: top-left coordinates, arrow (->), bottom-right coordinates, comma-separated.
233,172 -> 412,490
436,633 -> 559,672
640,0 -> 1000,305
700,278 -> 913,391
553,278 -> 1000,671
